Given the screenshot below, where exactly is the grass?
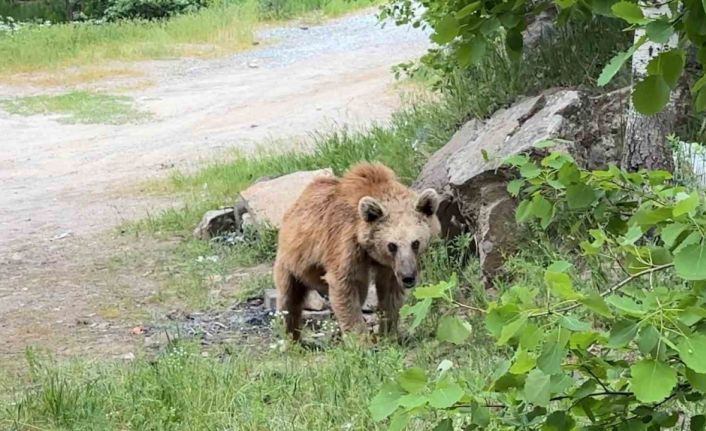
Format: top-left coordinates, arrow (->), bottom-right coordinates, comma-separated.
0,90 -> 150,124
0,0 -> 377,74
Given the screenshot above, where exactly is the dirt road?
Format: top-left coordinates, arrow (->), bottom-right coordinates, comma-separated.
0,11 -> 428,362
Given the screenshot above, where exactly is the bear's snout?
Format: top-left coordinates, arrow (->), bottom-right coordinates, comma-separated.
400,272 -> 417,289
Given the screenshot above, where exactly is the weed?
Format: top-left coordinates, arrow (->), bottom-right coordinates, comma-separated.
1,90 -> 149,124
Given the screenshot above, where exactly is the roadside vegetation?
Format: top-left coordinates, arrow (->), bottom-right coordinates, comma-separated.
0,0 -> 377,74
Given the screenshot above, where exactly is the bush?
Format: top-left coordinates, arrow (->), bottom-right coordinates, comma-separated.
372,145 -> 706,429
103,0 -> 205,21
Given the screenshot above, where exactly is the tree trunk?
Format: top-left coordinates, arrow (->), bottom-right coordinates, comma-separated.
621,1 -> 678,172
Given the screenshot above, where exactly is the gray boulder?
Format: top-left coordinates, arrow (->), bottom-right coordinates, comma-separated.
239,168 -> 334,229
415,88 -> 625,286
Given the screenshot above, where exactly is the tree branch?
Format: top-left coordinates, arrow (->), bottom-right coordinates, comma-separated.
531,263 -> 674,318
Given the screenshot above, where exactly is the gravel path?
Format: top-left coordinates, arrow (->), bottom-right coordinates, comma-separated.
0,9 -> 429,362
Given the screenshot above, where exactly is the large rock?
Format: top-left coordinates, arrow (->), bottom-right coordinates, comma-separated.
239,168 -> 334,228
415,88 -> 625,285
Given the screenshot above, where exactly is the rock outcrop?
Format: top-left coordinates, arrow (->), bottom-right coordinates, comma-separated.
414,88 -> 627,286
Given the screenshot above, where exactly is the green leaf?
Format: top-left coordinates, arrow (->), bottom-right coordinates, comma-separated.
471,403 -> 490,426
414,278 -> 455,299
692,415 -> 706,431
661,222 -> 687,248
620,225 -> 643,246
646,49 -> 681,83
428,382 -> 464,409
673,231 -> 702,255
580,292 -> 613,318
457,37 -> 486,67
694,75 -> 706,95
432,418 -> 453,431
524,369 -> 552,407
598,41 -> 640,87
646,20 -> 674,43
566,183 -> 596,209
437,316 -> 472,345
510,349 -> 536,374
519,323 -> 543,350
611,1 -> 647,24
678,334 -> 706,373
686,368 -> 706,393
504,153 -> 529,167
630,359 -> 677,403
545,271 -> 582,300
637,325 -> 660,355
697,88 -> 706,113
397,368 -> 427,394
633,75 -> 671,115
559,315 -> 591,332
673,192 -> 699,217
388,411 -> 410,431
431,15 -> 460,44
401,298 -> 432,332
507,179 -> 524,197
537,340 -> 565,374
520,162 -> 541,179
455,1 -> 480,18
398,393 -> 427,409
543,411 -> 576,431
498,314 -> 528,345
674,243 -> 706,281
505,28 -> 523,54
609,319 -> 639,347
606,295 -> 645,317
516,199 -> 532,223
369,382 -> 404,421
547,260 -> 572,273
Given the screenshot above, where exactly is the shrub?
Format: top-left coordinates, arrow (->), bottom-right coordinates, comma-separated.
103,0 -> 205,21
372,144 -> 706,429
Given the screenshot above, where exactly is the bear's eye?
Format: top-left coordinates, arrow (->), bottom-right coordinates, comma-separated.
387,242 -> 398,254
411,240 -> 420,251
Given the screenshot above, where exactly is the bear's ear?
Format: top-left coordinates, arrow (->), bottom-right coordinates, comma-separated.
358,196 -> 386,223
416,188 -> 439,216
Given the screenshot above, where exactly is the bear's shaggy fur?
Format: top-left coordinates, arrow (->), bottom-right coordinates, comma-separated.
274,162 -> 440,340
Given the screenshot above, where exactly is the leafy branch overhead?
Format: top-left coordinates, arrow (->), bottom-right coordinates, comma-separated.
370,143 -> 706,429
381,0 -> 706,115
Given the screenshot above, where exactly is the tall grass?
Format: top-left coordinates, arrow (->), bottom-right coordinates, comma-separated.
0,0 -> 376,74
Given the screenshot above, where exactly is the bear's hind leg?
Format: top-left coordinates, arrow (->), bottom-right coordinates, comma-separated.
274,265 -> 307,341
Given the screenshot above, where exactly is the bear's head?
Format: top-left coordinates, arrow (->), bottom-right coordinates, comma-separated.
357,188 -> 441,289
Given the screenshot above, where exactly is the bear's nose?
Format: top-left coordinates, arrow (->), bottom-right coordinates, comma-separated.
402,275 -> 417,288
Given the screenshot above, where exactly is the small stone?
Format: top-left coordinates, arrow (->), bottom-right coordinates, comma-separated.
265,289 -> 277,311
121,352 -> 135,361
303,290 -> 328,311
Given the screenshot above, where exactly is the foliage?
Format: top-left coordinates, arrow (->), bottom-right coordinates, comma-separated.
382,0 -> 706,116
371,145 -> 706,429
103,0 -> 206,21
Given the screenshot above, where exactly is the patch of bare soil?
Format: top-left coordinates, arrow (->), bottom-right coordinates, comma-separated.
0,11 -> 428,366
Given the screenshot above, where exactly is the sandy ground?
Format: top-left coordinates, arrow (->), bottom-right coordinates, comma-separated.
0,11 -> 428,364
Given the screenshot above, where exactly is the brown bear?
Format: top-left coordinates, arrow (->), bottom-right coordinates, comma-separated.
273,162 -> 441,340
